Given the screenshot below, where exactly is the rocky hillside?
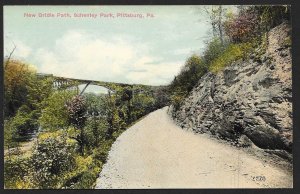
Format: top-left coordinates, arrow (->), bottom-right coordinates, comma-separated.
169,22 -> 292,158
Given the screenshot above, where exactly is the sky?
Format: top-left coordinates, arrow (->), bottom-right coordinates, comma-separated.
4,6 -> 214,91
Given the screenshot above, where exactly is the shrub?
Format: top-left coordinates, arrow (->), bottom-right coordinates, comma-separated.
169,54 -> 207,99
66,95 -> 87,129
170,92 -> 185,112
224,5 -> 290,43
6,105 -> 38,140
4,156 -> 34,189
31,136 -> 75,188
39,90 -> 76,131
93,142 -> 111,163
224,8 -> 259,43
209,42 -> 254,73
203,38 -> 227,64
66,95 -> 87,155
84,117 -> 108,150
253,5 -> 291,32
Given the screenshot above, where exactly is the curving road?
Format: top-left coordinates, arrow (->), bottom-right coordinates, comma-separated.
95,107 -> 293,189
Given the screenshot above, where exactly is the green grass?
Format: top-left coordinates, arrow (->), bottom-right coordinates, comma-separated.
209,42 -> 254,73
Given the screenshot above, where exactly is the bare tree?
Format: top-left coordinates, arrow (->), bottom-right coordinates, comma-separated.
5,42 -> 16,69
202,5 -> 227,46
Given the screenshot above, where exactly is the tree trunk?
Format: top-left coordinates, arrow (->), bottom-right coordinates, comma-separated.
218,5 -> 224,46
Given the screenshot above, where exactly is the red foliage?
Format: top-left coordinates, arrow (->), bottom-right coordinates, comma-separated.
66,95 -> 87,129
224,9 -> 259,43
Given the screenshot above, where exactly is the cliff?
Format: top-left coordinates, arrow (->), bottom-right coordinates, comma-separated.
169,22 -> 292,159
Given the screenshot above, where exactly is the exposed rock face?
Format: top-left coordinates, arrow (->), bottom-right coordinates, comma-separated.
170,22 -> 292,154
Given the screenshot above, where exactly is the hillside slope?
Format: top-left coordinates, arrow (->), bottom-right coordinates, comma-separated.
169,22 -> 292,157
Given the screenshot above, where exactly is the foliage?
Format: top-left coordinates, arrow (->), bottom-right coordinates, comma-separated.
203,5 -> 227,45
62,155 -> 101,189
4,156 -> 35,189
83,93 -> 106,117
169,54 -> 208,104
66,95 -> 87,129
153,86 -> 171,109
131,93 -> 156,121
5,105 -> 38,141
224,5 -> 290,43
170,92 -> 186,112
224,8 -> 259,43
203,38 -> 227,65
4,60 -> 53,147
4,60 -> 35,118
4,119 -> 19,148
84,117 -> 108,149
39,90 -> 76,131
31,135 -> 75,188
253,5 -> 291,32
66,95 -> 88,156
209,42 -> 254,73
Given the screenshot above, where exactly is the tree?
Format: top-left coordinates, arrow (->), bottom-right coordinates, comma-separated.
4,60 -> 35,118
39,90 -> 76,131
66,95 -> 87,155
203,5 -> 227,46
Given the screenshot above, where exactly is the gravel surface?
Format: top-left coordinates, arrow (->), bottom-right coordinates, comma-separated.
95,107 -> 293,189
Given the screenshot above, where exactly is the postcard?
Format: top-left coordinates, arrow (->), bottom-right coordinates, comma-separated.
3,5 -> 293,189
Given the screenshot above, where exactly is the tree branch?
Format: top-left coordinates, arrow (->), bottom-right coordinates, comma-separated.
5,43 -> 16,69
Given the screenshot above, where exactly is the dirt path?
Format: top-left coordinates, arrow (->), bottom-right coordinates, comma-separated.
4,133 -> 37,157
95,107 -> 293,189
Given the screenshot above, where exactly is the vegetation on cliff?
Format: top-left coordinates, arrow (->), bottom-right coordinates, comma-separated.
169,5 -> 291,109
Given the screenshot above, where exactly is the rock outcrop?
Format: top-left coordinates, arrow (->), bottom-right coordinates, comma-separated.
170,22 -> 292,156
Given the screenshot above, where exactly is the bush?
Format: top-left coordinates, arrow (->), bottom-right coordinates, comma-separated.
203,38 -> 227,64
4,156 -> 34,189
84,117 -> 108,150
153,86 -> 171,109
224,8 -> 259,43
4,60 -> 35,118
93,142 -> 111,163
224,5 -> 290,43
4,119 -> 18,148
170,92 -> 185,112
31,136 -> 75,188
169,54 -> 207,99
5,105 -> 38,141
253,5 -> 291,32
209,42 -> 254,73
39,90 -> 76,131
66,95 -> 87,129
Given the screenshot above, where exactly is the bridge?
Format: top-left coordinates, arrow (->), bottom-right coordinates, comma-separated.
37,73 -> 162,95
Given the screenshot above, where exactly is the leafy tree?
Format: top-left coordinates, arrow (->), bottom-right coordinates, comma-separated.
4,60 -> 35,118
169,54 -> 207,98
223,8 -> 259,43
131,93 -> 155,120
9,105 -> 38,137
84,117 -> 108,149
66,95 -> 87,155
39,90 -> 76,131
83,93 -> 106,117
153,86 -> 171,109
224,5 -> 290,43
